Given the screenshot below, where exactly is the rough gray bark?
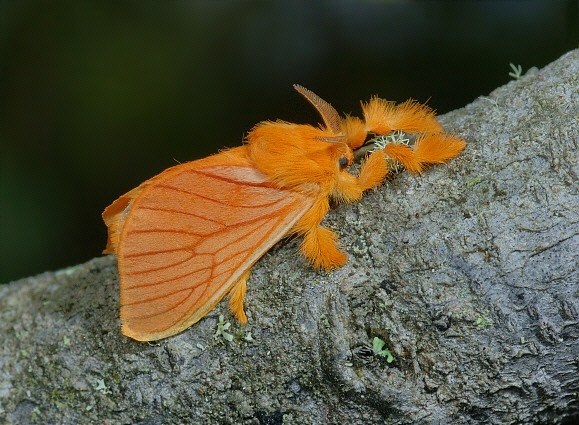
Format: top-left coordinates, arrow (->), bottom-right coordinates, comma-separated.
1,49 -> 578,425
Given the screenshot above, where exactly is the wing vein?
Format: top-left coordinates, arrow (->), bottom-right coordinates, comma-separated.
137,206 -> 226,225
123,202 -> 299,259
125,252 -> 196,276
125,287 -> 195,320
126,229 -> 206,236
125,265 -> 212,289
156,183 -> 288,208
208,198 -> 301,234
124,247 -> 189,258
210,215 -> 284,278
190,169 -> 276,188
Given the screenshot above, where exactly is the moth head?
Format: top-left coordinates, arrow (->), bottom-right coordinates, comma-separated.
246,86 -> 359,190
291,84 -> 354,171
246,121 -> 353,190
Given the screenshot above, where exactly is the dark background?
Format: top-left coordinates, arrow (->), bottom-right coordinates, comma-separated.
1,1 -> 577,283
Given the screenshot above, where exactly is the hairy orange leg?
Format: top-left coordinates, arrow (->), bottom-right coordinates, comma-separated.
331,149 -> 388,201
292,197 -> 347,270
342,98 -> 443,150
341,97 -> 465,178
229,269 -> 250,323
363,97 -> 443,136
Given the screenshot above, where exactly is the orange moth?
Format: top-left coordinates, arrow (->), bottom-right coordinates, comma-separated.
103,85 -> 466,341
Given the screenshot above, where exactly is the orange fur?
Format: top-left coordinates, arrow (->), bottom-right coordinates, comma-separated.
102,85 -> 466,341
229,269 -> 250,323
362,97 -> 443,136
341,116 -> 367,150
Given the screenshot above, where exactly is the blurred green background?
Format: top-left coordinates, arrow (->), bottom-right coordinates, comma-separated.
1,1 -> 577,283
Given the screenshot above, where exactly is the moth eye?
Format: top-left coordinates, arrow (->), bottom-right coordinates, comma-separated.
338,156 -> 349,170
363,132 -> 377,145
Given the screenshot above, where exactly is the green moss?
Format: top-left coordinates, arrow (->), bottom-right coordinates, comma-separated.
214,315 -> 233,342
475,314 -> 492,328
372,337 -> 394,363
466,177 -> 483,188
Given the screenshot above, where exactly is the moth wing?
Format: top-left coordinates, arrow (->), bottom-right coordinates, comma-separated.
114,159 -> 314,341
103,166 -> 176,254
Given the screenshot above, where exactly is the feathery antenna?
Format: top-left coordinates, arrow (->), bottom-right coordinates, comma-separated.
293,84 -> 341,134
